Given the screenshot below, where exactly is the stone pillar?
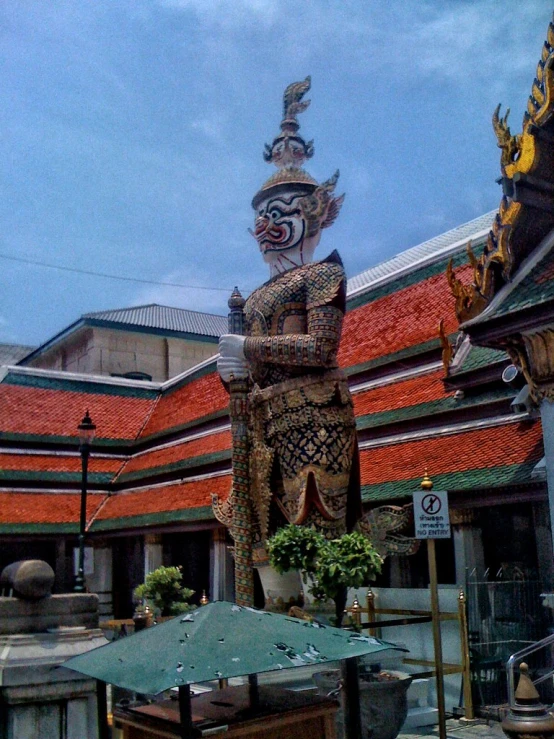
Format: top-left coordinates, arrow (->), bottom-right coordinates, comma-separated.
54,538 -> 68,593
539,400 -> 554,558
210,528 -> 233,601
144,534 -> 163,578
533,501 -> 554,591
85,541 -> 113,619
451,509 -> 485,585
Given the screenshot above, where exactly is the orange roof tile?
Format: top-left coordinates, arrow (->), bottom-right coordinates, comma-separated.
117,430 -> 231,478
359,419 -> 543,486
95,476 -> 230,521
0,492 -> 108,524
339,265 -> 473,369
140,372 -> 228,439
0,383 -> 155,440
353,370 -> 450,417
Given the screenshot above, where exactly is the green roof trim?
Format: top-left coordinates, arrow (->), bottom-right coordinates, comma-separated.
0,432 -> 133,447
0,471 -> 115,484
0,522 -> 80,534
361,461 -> 540,503
116,450 -> 231,483
347,250 -> 474,312
90,505 -> 215,531
356,387 -> 515,431
489,248 -> 554,318
3,372 -> 158,400
451,345 -> 508,376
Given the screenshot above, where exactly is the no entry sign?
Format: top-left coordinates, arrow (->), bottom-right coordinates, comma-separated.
413,489 -> 451,539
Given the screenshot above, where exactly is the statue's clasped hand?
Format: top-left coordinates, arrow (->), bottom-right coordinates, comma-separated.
218,334 -> 249,382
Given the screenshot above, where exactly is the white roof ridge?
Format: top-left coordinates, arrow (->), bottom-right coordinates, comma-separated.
347,211 -> 496,299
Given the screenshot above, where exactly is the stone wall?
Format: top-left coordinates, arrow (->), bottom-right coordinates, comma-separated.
26,326 -> 217,381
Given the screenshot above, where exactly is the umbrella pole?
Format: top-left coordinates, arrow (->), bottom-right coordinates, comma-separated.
248,673 -> 259,708
341,656 -> 361,739
178,684 -> 194,738
96,680 -> 109,739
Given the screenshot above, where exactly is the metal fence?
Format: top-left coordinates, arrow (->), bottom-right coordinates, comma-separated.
465,576 -> 554,709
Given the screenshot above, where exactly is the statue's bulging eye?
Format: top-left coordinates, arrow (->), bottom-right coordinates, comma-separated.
270,210 -> 280,220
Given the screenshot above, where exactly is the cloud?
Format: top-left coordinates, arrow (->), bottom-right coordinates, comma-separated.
130,267 -> 236,315
157,0 -> 280,28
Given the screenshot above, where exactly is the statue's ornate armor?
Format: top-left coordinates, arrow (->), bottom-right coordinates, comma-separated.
243,250 -> 360,555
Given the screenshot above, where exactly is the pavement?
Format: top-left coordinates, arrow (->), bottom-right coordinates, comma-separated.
399,717 -> 505,738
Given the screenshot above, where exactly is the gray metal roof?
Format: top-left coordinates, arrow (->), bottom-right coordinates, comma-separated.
347,210 -> 496,297
0,343 -> 35,365
84,304 -> 227,338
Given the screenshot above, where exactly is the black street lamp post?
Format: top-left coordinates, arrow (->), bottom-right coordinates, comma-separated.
74,410 -> 96,593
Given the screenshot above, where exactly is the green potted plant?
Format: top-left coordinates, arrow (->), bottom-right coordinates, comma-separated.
267,525 -> 382,626
133,565 -> 194,619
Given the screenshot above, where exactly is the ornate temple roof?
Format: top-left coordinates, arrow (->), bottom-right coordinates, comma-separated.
448,13 -> 554,324
0,210 -> 540,532
359,417 -> 543,502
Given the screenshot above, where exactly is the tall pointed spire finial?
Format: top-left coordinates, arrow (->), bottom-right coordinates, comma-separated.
262,76 -> 314,170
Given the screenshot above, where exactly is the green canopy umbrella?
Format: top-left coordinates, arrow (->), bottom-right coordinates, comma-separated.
64,600 -> 397,694
65,601 -> 401,738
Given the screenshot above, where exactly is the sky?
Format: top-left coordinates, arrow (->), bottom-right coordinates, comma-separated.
0,0 -> 551,347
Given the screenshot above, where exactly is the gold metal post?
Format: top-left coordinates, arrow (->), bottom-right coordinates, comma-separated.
351,596 -> 362,629
366,588 -> 377,637
458,588 -> 474,720
422,471 -> 447,739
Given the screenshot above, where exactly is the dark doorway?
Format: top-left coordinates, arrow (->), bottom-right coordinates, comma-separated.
163,531 -> 211,606
112,536 -> 144,618
480,503 -> 539,579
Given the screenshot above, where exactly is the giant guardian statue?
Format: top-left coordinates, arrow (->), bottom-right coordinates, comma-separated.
214,78 -> 361,605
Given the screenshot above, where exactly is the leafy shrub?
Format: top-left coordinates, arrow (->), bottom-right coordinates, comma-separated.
267,526 -> 382,626
267,524 -> 324,578
314,532 -> 383,599
133,565 -> 194,617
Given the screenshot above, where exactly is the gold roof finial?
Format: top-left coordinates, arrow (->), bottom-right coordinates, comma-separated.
420,469 -> 434,491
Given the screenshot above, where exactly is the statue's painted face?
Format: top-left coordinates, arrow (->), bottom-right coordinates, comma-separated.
254,191 -> 308,255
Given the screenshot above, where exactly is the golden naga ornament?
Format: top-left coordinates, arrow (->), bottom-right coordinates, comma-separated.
448,13 -> 554,325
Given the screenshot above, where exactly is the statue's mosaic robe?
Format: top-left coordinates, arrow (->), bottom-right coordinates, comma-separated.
243,251 -> 361,558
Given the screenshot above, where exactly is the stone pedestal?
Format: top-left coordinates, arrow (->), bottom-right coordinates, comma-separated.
0,594 -> 108,739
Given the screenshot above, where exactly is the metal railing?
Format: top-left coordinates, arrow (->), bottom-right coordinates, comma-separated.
344,588 -> 474,719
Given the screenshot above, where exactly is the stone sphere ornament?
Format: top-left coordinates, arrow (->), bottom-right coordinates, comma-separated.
0,560 -> 55,600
